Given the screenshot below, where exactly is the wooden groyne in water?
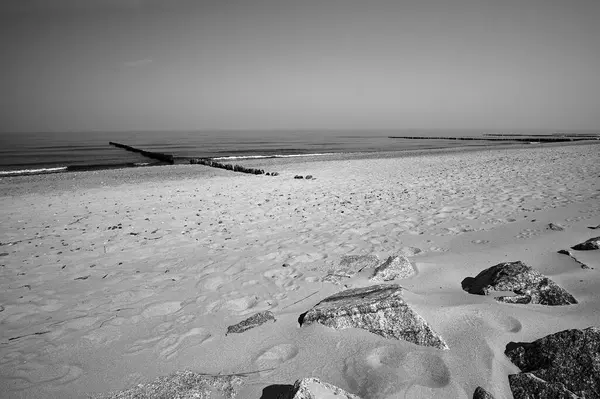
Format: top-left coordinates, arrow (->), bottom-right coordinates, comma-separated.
388,136 -> 596,143
109,142 -> 174,164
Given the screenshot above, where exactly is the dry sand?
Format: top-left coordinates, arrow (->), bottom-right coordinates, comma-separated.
1,143 -> 599,399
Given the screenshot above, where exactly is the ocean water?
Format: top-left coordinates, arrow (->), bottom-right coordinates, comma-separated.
0,129 -> 592,176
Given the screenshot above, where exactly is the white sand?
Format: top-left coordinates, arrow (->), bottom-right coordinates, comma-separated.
1,143 -> 599,399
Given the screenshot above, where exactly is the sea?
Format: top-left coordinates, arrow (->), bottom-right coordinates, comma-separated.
0,129 -> 596,176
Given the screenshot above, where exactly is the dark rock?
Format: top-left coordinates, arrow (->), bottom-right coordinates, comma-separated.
505,327 -> 600,399
323,255 -> 379,284
370,255 -> 415,282
571,236 -> 600,250
305,175 -> 313,180
92,370 -> 245,399
271,172 -> 279,176
285,378 -> 360,399
299,284 -> 448,349
548,223 -> 565,231
473,386 -> 496,399
226,311 -> 276,335
294,175 -> 304,179
557,249 -> 571,256
461,261 -> 577,306
588,224 -> 600,230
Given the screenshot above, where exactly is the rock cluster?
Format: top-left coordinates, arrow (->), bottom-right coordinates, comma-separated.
92,370 -> 245,399
461,261 -> 577,306
226,311 -> 276,335
370,255 -> 415,282
190,159 -> 277,176
505,327 -> 600,399
571,236 -> 600,250
299,284 -> 448,349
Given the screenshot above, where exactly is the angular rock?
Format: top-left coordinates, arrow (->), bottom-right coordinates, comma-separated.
548,223 -> 565,231
473,386 -> 496,399
370,255 -> 415,281
323,255 -> 380,284
226,311 -> 276,335
571,236 -> 600,250
557,249 -> 571,256
93,370 -> 245,399
299,284 -> 449,349
285,378 -> 360,399
461,261 -> 577,306
505,327 -> 600,399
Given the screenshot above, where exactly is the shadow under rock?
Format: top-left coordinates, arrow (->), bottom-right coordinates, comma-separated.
260,384 -> 294,399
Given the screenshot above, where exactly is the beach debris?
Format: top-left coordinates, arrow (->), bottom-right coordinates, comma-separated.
370,255 -> 415,282
294,175 -> 304,179
107,224 -> 122,230
74,275 -> 90,281
226,311 -> 276,335
91,370 -> 245,399
305,175 -> 313,180
271,172 -> 279,176
505,327 -> 600,399
461,261 -> 577,306
322,254 -> 380,284
278,377 -> 360,399
0,253 -> 8,257
547,223 -> 565,231
299,284 -> 449,349
571,236 -> 600,250
588,224 -> 600,230
473,386 -> 496,399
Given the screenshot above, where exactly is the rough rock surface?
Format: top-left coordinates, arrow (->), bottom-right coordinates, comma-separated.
505,327 -> 600,399
571,236 -> 600,250
461,261 -> 577,306
299,284 -> 448,349
93,370 -> 245,399
322,255 -> 380,284
226,311 -> 276,335
284,378 -> 360,399
473,386 -> 496,399
370,255 -> 415,281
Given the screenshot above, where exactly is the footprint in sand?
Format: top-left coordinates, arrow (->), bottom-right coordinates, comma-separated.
254,343 -> 299,375
343,346 -> 450,398
141,301 -> 181,318
126,327 -> 211,360
263,268 -> 303,291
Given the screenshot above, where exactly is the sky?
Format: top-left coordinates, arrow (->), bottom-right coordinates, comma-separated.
1,0 -> 599,132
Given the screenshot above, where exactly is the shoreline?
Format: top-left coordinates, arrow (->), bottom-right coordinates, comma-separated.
1,142 -> 599,398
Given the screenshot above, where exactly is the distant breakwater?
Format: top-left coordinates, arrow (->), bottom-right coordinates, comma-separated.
190,158 -> 279,176
109,142 -> 174,164
388,135 -> 597,143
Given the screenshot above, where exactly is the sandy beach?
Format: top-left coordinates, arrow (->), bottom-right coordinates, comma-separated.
1,143 -> 599,399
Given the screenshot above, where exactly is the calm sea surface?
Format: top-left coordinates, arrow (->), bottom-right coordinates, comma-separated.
0,129 -> 589,175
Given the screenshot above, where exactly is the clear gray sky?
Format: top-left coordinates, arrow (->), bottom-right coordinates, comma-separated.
1,0 -> 599,132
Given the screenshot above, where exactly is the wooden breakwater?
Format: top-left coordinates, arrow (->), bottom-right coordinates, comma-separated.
109,142 -> 174,164
388,136 -> 596,143
190,158 -> 279,176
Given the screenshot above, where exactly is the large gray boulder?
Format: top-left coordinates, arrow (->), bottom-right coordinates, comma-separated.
93,370 -> 245,399
284,378 -> 360,399
505,327 -> 600,399
226,311 -> 276,335
473,386 -> 496,399
323,255 -> 380,284
299,284 -> 448,349
461,261 -> 577,306
370,255 -> 415,282
571,236 -> 600,250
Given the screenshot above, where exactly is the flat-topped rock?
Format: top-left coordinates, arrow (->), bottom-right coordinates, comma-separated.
473,386 -> 496,399
571,236 -> 600,250
285,378 -> 360,399
93,370 -> 245,399
226,311 -> 276,335
461,261 -> 577,306
299,284 -> 448,349
505,327 -> 600,399
370,255 -> 415,281
323,255 -> 380,284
